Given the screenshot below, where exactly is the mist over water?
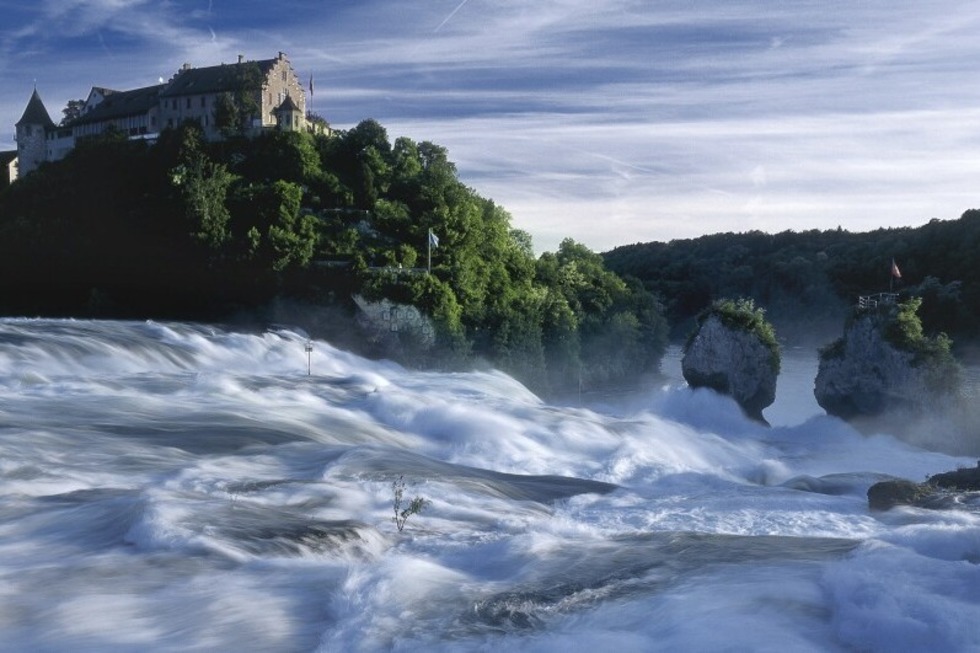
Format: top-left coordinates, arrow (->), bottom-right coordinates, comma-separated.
659,344 -> 824,427
2,319 -> 979,652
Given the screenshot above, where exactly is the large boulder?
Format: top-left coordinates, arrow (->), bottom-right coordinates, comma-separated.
867,463 -> 980,511
928,463 -> 980,491
867,479 -> 938,511
814,297 -> 960,424
682,299 -> 780,422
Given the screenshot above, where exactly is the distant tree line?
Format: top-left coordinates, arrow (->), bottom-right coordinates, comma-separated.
0,120 -> 668,394
603,214 -> 980,352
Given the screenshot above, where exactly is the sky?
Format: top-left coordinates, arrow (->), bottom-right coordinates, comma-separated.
2,1 -> 980,254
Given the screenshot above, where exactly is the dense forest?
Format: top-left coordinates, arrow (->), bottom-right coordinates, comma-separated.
0,121 -> 668,394
603,214 -> 980,354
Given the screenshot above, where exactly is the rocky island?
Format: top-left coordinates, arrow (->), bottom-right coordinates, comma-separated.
815,295 -> 961,429
681,298 -> 780,423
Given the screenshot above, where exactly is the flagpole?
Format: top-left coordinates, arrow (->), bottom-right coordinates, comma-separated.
308,74 -> 314,126
428,229 -> 432,274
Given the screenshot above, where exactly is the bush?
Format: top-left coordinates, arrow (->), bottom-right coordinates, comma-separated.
391,476 -> 428,533
818,337 -> 845,361
881,298 -> 956,366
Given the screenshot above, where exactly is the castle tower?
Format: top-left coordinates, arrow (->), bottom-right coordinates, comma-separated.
16,88 -> 56,177
273,95 -> 305,132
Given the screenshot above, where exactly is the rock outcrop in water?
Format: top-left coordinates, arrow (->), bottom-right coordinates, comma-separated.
682,298 -> 780,423
866,478 -> 939,511
814,296 -> 960,426
867,462 -> 980,511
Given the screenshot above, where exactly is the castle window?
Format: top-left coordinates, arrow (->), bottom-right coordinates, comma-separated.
282,70 -> 287,82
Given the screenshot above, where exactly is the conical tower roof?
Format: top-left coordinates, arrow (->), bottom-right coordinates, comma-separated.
16,89 -> 56,129
275,95 -> 301,113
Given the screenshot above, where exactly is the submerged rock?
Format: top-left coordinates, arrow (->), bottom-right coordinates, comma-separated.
867,463 -> 980,511
682,299 -> 779,423
929,463 -> 980,492
867,479 -> 938,511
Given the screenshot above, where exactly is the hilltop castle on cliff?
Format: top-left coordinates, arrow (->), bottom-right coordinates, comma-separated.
3,51 -> 320,185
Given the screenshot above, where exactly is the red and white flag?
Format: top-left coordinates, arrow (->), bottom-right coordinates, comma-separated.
891,259 -> 901,279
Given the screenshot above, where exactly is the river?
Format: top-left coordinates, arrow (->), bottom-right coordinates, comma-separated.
1,319 -> 978,651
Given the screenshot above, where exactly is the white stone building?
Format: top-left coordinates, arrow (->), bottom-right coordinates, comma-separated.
14,52 -> 312,177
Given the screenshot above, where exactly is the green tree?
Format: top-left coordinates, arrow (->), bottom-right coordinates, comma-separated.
169,125 -> 236,251
333,119 -> 392,210
60,99 -> 86,126
236,131 -> 323,185
238,180 -> 318,272
537,239 -> 667,390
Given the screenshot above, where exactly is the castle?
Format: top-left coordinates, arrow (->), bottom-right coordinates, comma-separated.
3,51 -> 316,186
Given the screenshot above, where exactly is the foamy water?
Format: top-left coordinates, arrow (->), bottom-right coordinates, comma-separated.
1,319 -> 978,652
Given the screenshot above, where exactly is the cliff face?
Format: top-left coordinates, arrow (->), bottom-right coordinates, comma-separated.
814,309 -> 956,421
681,314 -> 778,422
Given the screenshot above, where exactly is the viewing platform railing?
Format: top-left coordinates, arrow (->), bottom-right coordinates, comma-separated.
857,293 -> 898,309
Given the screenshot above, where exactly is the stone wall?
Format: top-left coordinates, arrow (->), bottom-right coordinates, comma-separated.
261,54 -> 307,127
353,295 -> 436,357
15,124 -> 47,177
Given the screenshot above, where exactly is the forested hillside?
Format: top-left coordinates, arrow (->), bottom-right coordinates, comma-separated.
0,121 -> 667,393
603,213 -> 980,350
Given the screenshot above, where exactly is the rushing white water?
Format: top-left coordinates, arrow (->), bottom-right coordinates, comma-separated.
1,319 -> 979,652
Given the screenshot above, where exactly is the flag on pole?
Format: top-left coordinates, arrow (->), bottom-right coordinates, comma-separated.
426,229 -> 439,274
891,258 -> 901,279
309,74 -> 314,97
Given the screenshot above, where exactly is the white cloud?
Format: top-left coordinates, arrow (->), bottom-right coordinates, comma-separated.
383,104 -> 980,252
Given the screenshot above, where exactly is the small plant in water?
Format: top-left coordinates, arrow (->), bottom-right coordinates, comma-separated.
392,475 -> 428,532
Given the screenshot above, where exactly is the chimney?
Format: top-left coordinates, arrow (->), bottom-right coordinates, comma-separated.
238,54 -> 244,64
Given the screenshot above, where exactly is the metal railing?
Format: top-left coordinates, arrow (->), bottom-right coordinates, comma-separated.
857,293 -> 898,309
